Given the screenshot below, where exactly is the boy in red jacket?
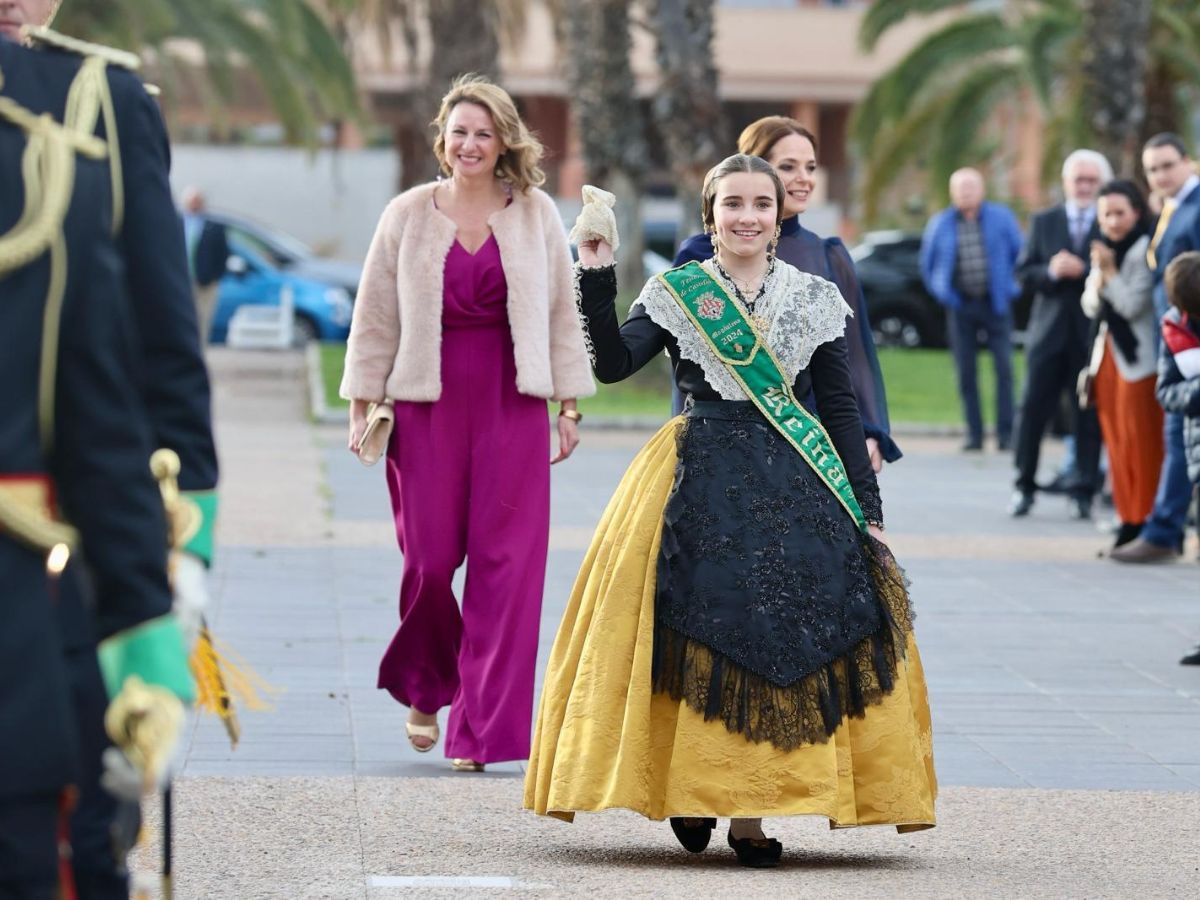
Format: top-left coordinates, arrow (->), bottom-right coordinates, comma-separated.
1158,252 -> 1200,663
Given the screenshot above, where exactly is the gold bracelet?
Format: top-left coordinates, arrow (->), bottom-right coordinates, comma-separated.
559,408 -> 582,423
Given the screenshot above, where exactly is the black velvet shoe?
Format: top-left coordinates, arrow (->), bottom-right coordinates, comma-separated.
727,829 -> 782,868
1180,645 -> 1200,666
669,817 -> 716,853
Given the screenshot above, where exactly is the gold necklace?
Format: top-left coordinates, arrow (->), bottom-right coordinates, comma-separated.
713,255 -> 774,330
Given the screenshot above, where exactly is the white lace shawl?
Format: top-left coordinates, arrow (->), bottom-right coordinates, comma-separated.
637,259 -> 852,401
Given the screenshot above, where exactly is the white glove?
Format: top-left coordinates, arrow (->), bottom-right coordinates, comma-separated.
568,185 -> 620,253
171,550 -> 208,651
100,746 -> 149,803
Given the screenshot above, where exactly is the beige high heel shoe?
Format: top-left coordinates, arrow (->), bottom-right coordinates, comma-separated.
405,720 -> 439,753
450,758 -> 484,772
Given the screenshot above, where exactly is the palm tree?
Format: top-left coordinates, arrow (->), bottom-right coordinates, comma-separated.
648,0 -> 726,234
1080,0 -> 1151,174
57,0 -> 360,145
853,0 -> 1075,220
853,0 -> 1199,220
328,0 -> 527,188
559,0 -> 648,289
1140,1 -> 1200,140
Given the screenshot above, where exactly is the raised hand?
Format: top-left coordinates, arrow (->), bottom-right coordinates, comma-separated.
578,237 -> 614,268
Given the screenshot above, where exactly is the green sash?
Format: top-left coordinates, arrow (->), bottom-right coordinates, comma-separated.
658,261 -> 867,533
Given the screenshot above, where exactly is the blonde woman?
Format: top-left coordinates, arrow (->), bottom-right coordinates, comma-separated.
525,156 -> 935,866
341,75 -> 594,772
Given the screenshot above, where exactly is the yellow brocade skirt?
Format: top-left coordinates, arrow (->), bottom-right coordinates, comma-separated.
523,419 -> 937,830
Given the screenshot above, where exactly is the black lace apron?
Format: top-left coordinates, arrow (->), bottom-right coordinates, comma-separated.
652,400 -> 912,751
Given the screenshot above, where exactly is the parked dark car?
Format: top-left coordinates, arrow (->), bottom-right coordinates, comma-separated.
851,230 -> 1033,349
850,231 -> 946,349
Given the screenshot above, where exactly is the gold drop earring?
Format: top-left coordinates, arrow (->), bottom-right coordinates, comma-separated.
707,225 -> 719,257
768,224 -> 781,259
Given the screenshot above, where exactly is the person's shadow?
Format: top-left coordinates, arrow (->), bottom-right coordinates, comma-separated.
525,842 -> 926,872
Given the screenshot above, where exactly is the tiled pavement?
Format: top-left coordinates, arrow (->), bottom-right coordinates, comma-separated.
138,349 -> 1200,896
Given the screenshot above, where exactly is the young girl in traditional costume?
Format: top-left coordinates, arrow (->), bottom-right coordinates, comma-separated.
523,155 -> 936,867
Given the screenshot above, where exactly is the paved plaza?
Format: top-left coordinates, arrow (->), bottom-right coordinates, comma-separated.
133,349 -> 1200,897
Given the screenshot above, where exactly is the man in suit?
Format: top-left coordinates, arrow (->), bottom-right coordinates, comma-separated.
0,91 -> 192,900
1011,149 -> 1112,519
2,14 -> 218,895
181,185 -> 230,342
1111,133 -> 1200,563
920,167 -> 1025,451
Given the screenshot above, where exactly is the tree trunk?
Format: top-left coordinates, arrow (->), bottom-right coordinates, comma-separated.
1079,0 -> 1151,176
649,0 -> 726,236
561,0 -> 647,289
1140,60 -> 1183,151
398,0 -> 503,189
608,169 -> 645,290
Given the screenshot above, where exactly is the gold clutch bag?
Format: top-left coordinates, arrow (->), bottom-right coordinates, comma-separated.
356,401 -> 394,466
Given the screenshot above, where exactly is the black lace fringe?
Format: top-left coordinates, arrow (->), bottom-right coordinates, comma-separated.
651,536 -> 915,752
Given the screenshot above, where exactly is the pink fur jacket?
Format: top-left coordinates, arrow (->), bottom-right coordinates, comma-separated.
339,182 -> 595,403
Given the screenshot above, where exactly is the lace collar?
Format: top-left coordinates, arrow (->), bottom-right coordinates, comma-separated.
639,259 -> 851,401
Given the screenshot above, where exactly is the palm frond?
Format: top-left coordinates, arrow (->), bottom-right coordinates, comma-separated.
1157,43 -> 1200,91
859,94 -> 948,223
1153,2 -> 1197,46
208,4 -> 317,142
1019,6 -> 1077,108
929,60 -> 1024,195
852,13 -> 1014,147
58,0 -> 359,144
858,0 -> 974,52
290,0 -> 362,115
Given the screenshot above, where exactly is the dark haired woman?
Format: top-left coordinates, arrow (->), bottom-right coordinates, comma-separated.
1082,180 -> 1163,548
524,155 -> 936,867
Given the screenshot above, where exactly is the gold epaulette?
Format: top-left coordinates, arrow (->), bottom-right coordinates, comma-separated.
21,24 -> 141,71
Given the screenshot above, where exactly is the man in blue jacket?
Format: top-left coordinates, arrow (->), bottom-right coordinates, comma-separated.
920,168 -> 1024,452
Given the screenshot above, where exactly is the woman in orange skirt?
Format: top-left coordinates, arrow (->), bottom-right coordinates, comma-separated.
1083,180 -> 1164,549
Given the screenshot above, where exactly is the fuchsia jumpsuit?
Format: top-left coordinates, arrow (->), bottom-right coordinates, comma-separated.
380,233 -> 551,764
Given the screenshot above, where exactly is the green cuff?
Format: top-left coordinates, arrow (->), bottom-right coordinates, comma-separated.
181,490 -> 217,565
97,615 -> 196,703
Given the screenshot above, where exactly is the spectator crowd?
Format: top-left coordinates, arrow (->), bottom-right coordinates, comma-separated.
918,133 -> 1200,665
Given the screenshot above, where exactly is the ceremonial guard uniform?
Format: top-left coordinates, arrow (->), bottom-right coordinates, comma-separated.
2,32 -> 218,896
1,27 -> 219,523
0,94 -> 193,898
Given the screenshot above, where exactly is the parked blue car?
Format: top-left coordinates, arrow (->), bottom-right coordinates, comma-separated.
201,212 -> 360,343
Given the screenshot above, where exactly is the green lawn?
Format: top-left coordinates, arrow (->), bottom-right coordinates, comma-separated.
877,347 -> 1026,426
320,342 -> 1024,425
319,342 -> 350,409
